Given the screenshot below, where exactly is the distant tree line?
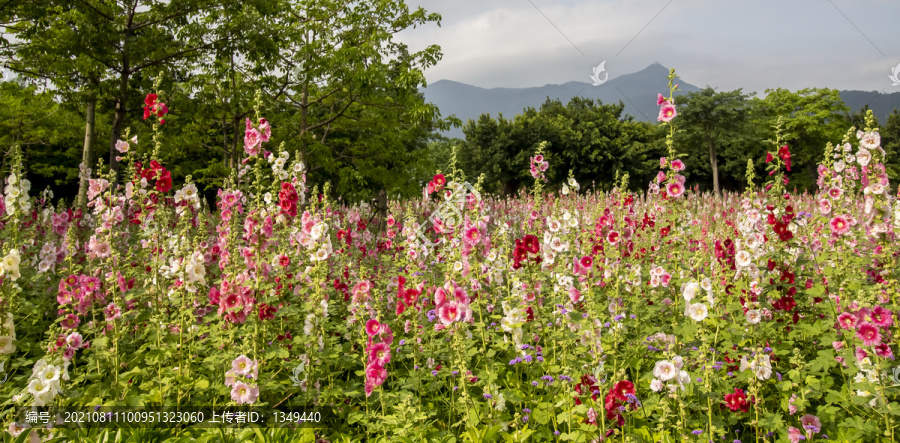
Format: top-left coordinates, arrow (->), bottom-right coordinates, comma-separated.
431,88 -> 900,195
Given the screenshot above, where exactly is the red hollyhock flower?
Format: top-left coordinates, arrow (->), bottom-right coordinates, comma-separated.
778,145 -> 791,171
724,388 -> 749,412
155,170 -> 172,193
522,235 -> 540,254
611,380 -> 635,402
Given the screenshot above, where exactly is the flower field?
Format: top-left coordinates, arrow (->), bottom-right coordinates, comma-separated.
1,79 -> 900,443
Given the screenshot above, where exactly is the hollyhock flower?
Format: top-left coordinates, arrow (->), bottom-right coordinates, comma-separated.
735,250 -> 752,268
231,355 -> 255,377
437,301 -> 461,325
656,171 -> 666,183
607,231 -> 620,244
746,309 -> 762,325
658,101 -> 677,122
856,323 -> 881,346
830,216 -> 850,235
855,347 -> 868,362
875,343 -> 893,358
365,319 -> 381,336
650,379 -> 663,392
231,381 -> 259,405
778,145 -> 792,171
800,414 -> 821,437
657,93 -> 666,105
870,306 -> 893,328
666,182 -> 685,198
788,427 -> 806,443
724,388 -> 749,412
688,303 -> 708,322
365,363 -> 388,386
856,149 -> 872,167
670,159 -> 685,171
837,312 -> 858,330
653,360 -> 677,381
579,256 -> 593,268
368,342 -> 392,367
682,282 -> 699,302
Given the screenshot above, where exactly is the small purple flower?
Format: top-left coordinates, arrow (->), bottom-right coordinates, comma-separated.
776,372 -> 783,382
630,314 -> 637,319
532,381 -> 539,386
614,315 -> 624,321
431,370 -> 438,376
452,371 -> 459,375
509,359 -> 517,366
399,339 -> 406,346
523,408 -> 531,414
484,393 -> 492,399
727,372 -> 734,377
554,431 -> 560,435
537,356 -> 544,362
453,386 -> 459,391
414,365 -> 419,370
582,313 -> 588,318
692,430 -> 703,435
604,322 -> 611,328
524,355 -> 533,363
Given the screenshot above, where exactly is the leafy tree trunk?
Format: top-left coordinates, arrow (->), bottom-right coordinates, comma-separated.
375,188 -> 388,232
708,138 -> 720,195
108,67 -> 129,178
78,96 -> 97,207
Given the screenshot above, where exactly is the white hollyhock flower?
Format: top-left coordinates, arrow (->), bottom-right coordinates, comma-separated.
653,360 -> 677,381
682,282 -> 699,302
735,250 -> 752,268
650,378 -> 663,392
746,309 -> 762,325
688,303 -> 709,322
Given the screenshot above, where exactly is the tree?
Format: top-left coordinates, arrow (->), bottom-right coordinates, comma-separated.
4,0 -> 230,182
675,88 -> 755,194
881,109 -> 900,181
754,88 -> 849,191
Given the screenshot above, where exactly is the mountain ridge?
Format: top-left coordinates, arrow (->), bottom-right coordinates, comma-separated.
421,64 -> 900,139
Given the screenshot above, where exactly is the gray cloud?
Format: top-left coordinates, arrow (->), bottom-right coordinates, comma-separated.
398,0 -> 900,94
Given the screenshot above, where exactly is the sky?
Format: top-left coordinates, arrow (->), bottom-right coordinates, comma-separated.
396,0 -> 900,95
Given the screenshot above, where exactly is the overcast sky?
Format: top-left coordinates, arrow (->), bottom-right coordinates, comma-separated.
397,0 -> 900,95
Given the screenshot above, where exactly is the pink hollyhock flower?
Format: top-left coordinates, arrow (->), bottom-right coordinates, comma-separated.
666,182 -> 685,198
231,381 -> 259,404
63,347 -> 76,361
364,378 -> 376,397
856,323 -> 881,346
670,159 -> 685,171
657,102 -> 677,122
657,93 -> 667,105
837,312 -> 857,330
855,347 -> 868,362
580,256 -> 593,268
368,342 -> 392,367
871,306 -> 893,328
800,414 -> 821,436
656,171 -> 666,183
788,426 -> 805,443
464,227 -> 481,245
244,127 -> 261,156
660,157 -> 667,168
438,301 -> 461,325
66,332 -> 84,348
231,355 -> 255,376
830,216 -> 850,235
104,303 -> 121,321
61,314 -> 80,330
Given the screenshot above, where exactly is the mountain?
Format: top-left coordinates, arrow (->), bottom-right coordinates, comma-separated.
420,63 -> 900,139
838,90 -> 900,124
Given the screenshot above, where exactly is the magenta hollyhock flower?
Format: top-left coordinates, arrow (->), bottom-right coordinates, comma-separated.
875,343 -> 894,358
657,102 -> 677,122
855,347 -> 868,362
830,216 -> 850,235
365,319 -> 381,337
656,170 -> 666,183
666,182 -> 685,198
367,342 -> 392,367
837,312 -> 857,330
670,159 -> 685,171
607,231 -> 620,244
657,93 -> 666,105
365,363 -> 388,386
464,227 -> 481,245
871,306 -> 893,328
580,256 -> 593,268
856,323 -> 881,346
